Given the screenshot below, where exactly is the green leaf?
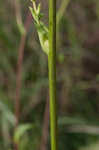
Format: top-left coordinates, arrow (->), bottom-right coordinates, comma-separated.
58,116 -> 87,125
14,124 -> 32,143
0,101 -> 16,126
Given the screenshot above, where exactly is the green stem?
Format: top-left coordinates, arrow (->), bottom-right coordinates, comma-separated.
48,0 -> 57,150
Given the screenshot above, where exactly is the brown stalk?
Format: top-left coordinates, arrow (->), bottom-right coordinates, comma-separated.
39,95 -> 49,150
14,13 -> 32,150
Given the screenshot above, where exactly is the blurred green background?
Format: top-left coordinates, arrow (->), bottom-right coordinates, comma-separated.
1,0 -> 99,149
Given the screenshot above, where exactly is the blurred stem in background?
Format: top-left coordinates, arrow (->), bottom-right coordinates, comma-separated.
57,0 -> 70,26
14,0 -> 32,149
57,0 -> 70,49
49,0 -> 57,150
39,95 -> 49,150
14,13 -> 32,149
14,0 -> 25,35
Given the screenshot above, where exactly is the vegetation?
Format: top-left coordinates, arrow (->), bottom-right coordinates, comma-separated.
0,0 -> 99,150
30,0 -> 57,150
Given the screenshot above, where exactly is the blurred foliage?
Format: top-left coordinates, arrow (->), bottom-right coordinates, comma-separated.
0,0 -> 99,150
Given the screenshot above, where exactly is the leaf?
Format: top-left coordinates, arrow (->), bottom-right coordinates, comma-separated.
58,116 -> 87,125
0,101 -> 16,126
79,141 -> 99,150
14,124 -> 32,143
